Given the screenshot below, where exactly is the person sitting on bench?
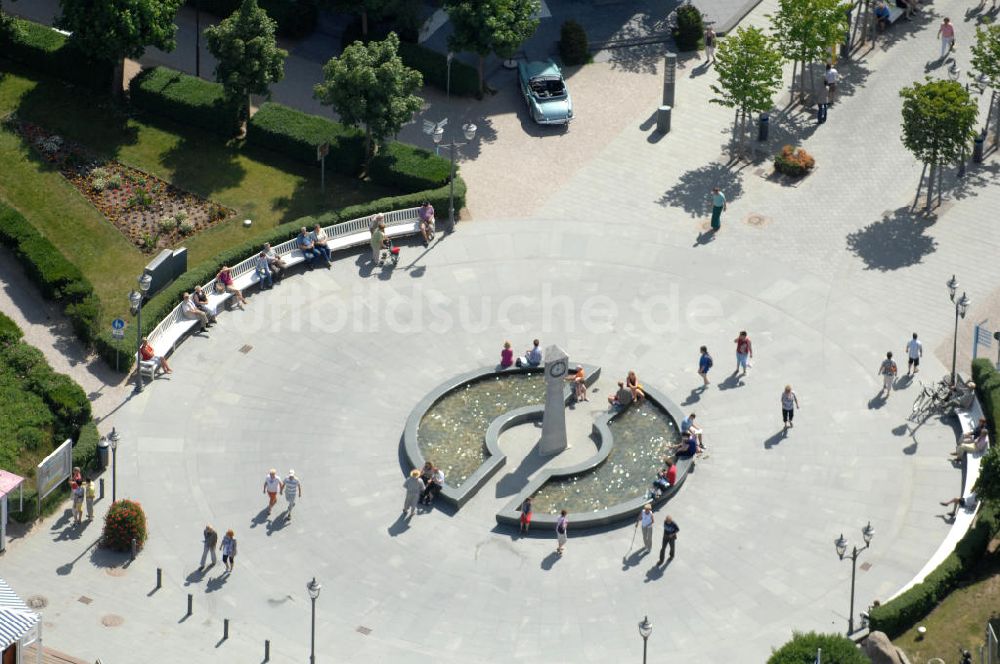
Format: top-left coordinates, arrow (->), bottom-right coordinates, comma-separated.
297,227 -> 321,268
874,0 -> 891,30
418,201 -> 435,245
139,337 -> 172,374
951,418 -> 989,459
608,381 -> 634,409
940,491 -> 977,519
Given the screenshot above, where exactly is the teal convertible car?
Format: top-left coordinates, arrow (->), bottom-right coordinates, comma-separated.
517,60 -> 573,125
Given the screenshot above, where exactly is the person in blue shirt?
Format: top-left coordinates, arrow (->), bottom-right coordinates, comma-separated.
697,346 -> 713,386
674,432 -> 699,459
517,339 -> 544,367
296,227 -> 320,268
680,412 -> 703,446
874,0 -> 891,30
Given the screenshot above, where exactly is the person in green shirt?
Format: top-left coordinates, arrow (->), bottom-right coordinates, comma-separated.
710,187 -> 727,231
371,223 -> 386,264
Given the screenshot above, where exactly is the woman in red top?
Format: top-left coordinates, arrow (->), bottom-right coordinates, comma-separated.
140,337 -> 172,374
217,266 -> 247,307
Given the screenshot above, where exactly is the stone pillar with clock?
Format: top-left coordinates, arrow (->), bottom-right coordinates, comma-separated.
539,345 -> 570,456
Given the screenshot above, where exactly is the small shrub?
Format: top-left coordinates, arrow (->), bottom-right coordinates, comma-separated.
17,427 -> 45,451
159,217 -> 177,233
107,173 -> 122,190
673,4 -> 705,52
142,233 -> 156,250
768,631 -> 868,664
73,421 -> 101,472
558,20 -> 591,66
102,499 -> 148,552
90,166 -> 110,180
174,210 -> 188,223
128,190 -> 153,208
91,176 -> 107,192
0,311 -> 24,345
774,145 -> 816,177
179,220 -> 195,235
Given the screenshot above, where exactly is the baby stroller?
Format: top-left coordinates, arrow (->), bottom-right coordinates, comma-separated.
378,238 -> 400,267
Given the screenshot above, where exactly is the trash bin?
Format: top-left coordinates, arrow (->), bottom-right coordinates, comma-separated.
656,105 -> 672,134
973,133 -> 985,164
97,437 -> 110,470
758,113 -> 770,142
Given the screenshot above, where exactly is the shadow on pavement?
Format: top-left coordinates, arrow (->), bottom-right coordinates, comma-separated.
846,206 -> 938,271
656,162 -> 746,217
55,537 -> 102,576
388,513 -> 412,537
540,550 -> 562,570
764,429 -> 787,449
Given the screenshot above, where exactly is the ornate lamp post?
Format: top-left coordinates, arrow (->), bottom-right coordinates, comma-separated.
129,274 -> 153,392
638,615 -> 652,664
835,521 -> 874,635
946,275 -> 971,386
430,121 -> 477,232
307,577 -> 322,664
108,427 -> 120,503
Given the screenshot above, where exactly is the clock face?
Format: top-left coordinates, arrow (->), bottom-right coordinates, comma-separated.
548,360 -> 567,378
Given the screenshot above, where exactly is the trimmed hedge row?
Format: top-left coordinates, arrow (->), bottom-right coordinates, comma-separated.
246,102 -> 365,176
972,358 -> 1000,444
0,202 -> 110,358
139,177 -> 466,333
0,17 -> 114,92
397,41 -> 480,98
186,0 -> 318,38
130,67 -> 241,138
869,500 -> 1000,637
247,102 -> 452,190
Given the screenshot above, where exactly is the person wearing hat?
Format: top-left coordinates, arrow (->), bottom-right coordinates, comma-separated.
263,469 -> 282,514
283,469 -> 302,520
402,469 -> 425,518
637,504 -> 655,553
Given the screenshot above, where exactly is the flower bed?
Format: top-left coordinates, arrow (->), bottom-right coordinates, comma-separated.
11,119 -> 233,252
773,144 -> 816,178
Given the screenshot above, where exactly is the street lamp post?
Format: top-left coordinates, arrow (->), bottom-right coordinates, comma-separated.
129,274 -> 153,392
834,521 -> 874,635
307,577 -> 322,664
195,0 -> 202,78
638,615 -> 652,664
446,51 -> 453,102
431,122 -> 477,232
946,275 -> 971,386
108,428 -> 120,503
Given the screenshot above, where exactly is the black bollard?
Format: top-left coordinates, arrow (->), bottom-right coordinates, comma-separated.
973,133 -> 985,164
99,478 -> 105,501
223,618 -> 229,640
186,593 -> 193,617
130,538 -> 137,561
156,568 -> 162,590
264,640 -> 270,662
758,113 -> 770,142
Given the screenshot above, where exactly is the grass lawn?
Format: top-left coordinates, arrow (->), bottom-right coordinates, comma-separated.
892,548 -> 1000,663
0,61 -> 393,319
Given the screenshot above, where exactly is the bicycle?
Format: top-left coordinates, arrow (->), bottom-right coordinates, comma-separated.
910,378 -> 954,421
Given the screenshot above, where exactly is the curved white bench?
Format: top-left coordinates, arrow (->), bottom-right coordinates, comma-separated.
888,394 -> 987,599
142,208 -> 424,369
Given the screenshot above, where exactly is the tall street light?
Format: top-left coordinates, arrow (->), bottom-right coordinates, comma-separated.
834,521 -> 874,635
108,427 -> 120,503
638,615 -> 652,664
195,0 -> 202,78
307,577 -> 322,664
129,273 -> 153,392
946,275 -> 971,386
431,121 -> 477,232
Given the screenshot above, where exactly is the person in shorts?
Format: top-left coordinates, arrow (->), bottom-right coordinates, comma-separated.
263,469 -> 282,514
734,331 -> 753,375
905,333 -> 922,375
698,346 -> 713,386
781,385 -> 800,430
878,352 -> 898,397
283,469 -> 302,520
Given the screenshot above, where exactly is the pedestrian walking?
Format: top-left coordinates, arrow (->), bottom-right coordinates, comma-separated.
637,504 -> 655,553
555,509 -> 568,555
200,525 -> 218,569
656,515 -> 680,566
709,187 -> 727,232
698,346 -> 713,386
402,469 -> 424,518
816,79 -> 829,125
823,64 -> 839,102
71,483 -> 84,525
283,469 -> 301,521
220,529 -> 237,573
905,333 -> 923,375
937,18 -> 955,60
734,331 -> 753,375
704,28 -> 716,62
781,385 -> 800,430
518,496 -> 533,533
84,479 -> 95,521
878,351 -> 898,398
263,468 -> 282,514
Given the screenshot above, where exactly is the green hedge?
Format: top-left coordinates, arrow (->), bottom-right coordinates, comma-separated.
247,102 -> 453,191
186,0 -> 318,38
768,631 -> 868,664
129,67 -> 241,138
246,102 -> 365,176
972,358 -> 1000,442
869,500 -> 1000,637
397,42 -> 480,97
0,311 -> 23,345
0,17 -> 114,92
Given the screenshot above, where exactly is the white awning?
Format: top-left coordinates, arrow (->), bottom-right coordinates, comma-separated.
0,578 -> 40,650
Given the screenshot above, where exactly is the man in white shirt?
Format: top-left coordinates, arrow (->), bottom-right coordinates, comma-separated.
263,469 -> 282,514
180,292 -> 210,330
637,504 -> 655,553
824,64 -> 839,102
905,332 -> 923,375
283,469 -> 302,521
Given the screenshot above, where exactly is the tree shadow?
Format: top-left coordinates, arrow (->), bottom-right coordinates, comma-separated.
656,162 -> 745,216
872,10 -> 937,51
944,160 -> 1000,202
845,206 -> 938,270
158,130 -> 247,198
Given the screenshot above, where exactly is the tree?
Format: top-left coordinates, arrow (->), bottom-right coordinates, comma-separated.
970,23 -> 1000,149
768,631 -> 869,664
899,79 -> 978,210
314,32 -> 422,169
710,26 -> 785,155
205,0 -> 287,130
334,0 -> 389,37
57,0 -> 183,96
769,0 -> 851,102
975,445 -> 1000,503
444,0 -> 540,95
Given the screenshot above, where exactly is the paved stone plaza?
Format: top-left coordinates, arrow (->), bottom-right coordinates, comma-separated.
3,0 -> 1000,660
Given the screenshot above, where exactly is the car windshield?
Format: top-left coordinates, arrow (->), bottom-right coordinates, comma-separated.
529,76 -> 566,99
